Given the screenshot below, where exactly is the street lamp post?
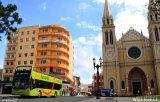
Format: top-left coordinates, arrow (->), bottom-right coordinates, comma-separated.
93,57 -> 102,99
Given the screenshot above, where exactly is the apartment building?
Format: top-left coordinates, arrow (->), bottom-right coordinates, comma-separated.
3,24 -> 74,83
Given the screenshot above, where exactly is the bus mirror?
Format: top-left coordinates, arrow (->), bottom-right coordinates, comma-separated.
33,79 -> 35,84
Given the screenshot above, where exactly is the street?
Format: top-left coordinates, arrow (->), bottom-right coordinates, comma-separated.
1,96 -> 95,102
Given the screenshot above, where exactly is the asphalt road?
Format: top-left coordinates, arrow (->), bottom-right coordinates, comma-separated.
1,96 -> 95,102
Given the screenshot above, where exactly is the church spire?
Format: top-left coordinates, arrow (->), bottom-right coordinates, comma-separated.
103,0 -> 112,19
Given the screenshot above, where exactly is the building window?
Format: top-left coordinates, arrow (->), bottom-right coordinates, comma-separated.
110,80 -> 114,89
151,80 -> 155,88
40,59 -> 46,64
24,53 -> 28,57
57,44 -> 62,48
27,31 -> 30,34
31,45 -> 34,49
105,31 -> 109,45
19,46 -> 22,50
41,44 -> 47,48
41,52 -> 47,56
128,47 -> 141,59
56,68 -> 61,72
110,30 -> 113,44
58,37 -> 62,41
30,60 -> 33,64
57,60 -> 61,64
150,15 -> 152,20
18,61 -> 21,65
24,45 -> 28,49
43,29 -> 48,33
20,38 -> 23,42
121,80 -> 125,89
107,19 -> 109,24
6,61 -> 14,65
32,37 -> 35,41
30,52 -> 34,56
18,53 -> 21,57
58,29 -> 62,32
26,38 -> 29,42
40,68 -> 46,72
32,30 -> 36,34
154,27 -> 159,41
155,14 -> 158,20
24,61 -> 27,65
21,32 -> 24,35
57,52 -> 61,56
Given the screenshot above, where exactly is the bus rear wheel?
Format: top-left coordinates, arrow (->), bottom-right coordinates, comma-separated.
38,91 -> 42,98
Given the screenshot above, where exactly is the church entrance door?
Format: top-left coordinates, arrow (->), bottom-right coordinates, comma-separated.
128,67 -> 148,95
132,82 -> 141,95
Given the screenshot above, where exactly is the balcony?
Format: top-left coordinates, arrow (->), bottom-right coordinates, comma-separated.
38,32 -> 53,36
37,48 -> 69,55
36,56 -> 69,62
7,43 -> 17,46
53,32 -> 69,42
52,40 -> 68,45
3,73 -> 14,76
5,57 -> 16,61
6,50 -> 16,53
38,39 -> 50,43
10,35 -> 18,39
4,65 -> 15,69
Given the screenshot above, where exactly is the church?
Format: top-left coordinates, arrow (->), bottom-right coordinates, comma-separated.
102,0 -> 160,96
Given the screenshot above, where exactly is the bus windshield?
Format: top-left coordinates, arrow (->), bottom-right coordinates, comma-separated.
12,76 -> 29,89
12,69 -> 31,89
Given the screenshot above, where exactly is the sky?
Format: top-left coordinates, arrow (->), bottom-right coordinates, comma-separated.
0,0 -> 149,84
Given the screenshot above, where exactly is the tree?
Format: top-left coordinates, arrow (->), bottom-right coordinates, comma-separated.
149,0 -> 160,15
0,1 -> 22,41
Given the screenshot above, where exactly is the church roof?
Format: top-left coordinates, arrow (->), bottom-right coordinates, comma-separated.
118,27 -> 148,42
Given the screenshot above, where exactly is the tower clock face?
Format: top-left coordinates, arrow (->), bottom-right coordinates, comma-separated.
106,50 -> 114,60
128,47 -> 141,59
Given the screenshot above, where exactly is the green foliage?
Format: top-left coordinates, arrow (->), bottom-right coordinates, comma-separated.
149,0 -> 160,15
0,1 -> 22,41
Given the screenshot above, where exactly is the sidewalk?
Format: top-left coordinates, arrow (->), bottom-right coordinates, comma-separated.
0,94 -> 20,97
80,97 -> 108,102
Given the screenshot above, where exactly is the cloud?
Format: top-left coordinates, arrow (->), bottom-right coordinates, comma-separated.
41,2 -> 47,11
92,0 -> 104,4
73,33 -> 102,84
92,0 -> 149,40
115,8 -> 148,40
78,2 -> 91,10
76,21 -> 101,31
60,17 -> 74,22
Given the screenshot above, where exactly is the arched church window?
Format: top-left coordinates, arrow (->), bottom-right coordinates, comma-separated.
150,15 -> 152,20
121,80 -> 125,89
103,20 -> 105,25
155,14 -> 158,20
151,80 -> 155,88
110,80 -> 114,89
111,19 -> 113,24
105,31 -> 109,45
154,27 -> 159,41
110,30 -> 113,44
107,19 -> 109,24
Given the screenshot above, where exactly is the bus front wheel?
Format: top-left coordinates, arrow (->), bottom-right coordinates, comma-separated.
54,92 -> 57,98
38,91 -> 42,98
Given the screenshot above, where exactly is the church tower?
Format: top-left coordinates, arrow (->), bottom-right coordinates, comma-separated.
102,0 -> 121,95
148,0 -> 160,94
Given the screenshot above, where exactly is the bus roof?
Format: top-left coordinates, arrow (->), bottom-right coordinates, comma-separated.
32,70 -> 62,84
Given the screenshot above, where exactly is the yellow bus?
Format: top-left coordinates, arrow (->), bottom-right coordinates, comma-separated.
12,66 -> 62,97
